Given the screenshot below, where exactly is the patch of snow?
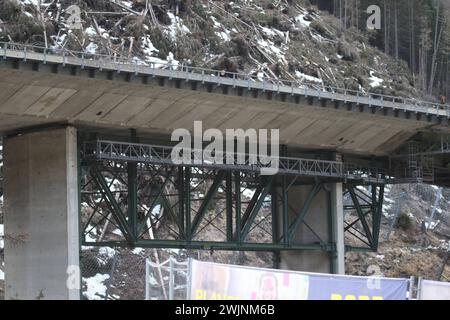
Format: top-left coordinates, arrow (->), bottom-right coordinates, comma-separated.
143,52 -> 179,70
241,188 -> 255,199
20,0 -> 40,6
51,33 -> 67,50
211,16 -> 232,42
99,247 -> 116,259
141,35 -> 159,60
295,71 -> 323,84
369,71 -> 383,88
295,14 -> 312,27
166,52 -> 179,69
119,0 -> 133,8
165,12 -> 190,41
85,42 -> 98,55
261,26 -> 276,37
85,27 -> 97,37
164,248 -> 181,255
425,220 -> 440,230
257,39 -> 287,65
0,269 -> 4,281
83,273 -> 110,300
112,229 -> 123,236
152,204 -> 162,218
132,248 -> 144,255
382,204 -> 393,218
311,33 -> 326,42
384,197 -> 395,204
257,71 -> 264,81
217,31 -> 231,42
84,229 -> 97,242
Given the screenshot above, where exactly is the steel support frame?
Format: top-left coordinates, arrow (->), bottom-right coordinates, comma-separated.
343,184 -> 385,252
79,139 -> 385,255
80,160 -> 336,254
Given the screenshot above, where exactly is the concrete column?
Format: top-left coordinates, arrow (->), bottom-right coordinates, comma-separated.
331,183 -> 345,274
278,182 -> 345,274
4,127 -> 79,300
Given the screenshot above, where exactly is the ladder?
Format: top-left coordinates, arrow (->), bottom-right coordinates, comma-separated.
421,155 -> 435,184
408,142 -> 422,181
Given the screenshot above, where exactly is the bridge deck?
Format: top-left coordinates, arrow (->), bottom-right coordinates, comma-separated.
0,42 -> 449,158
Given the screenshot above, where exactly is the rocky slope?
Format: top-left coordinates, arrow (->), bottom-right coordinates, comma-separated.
0,0 -> 423,99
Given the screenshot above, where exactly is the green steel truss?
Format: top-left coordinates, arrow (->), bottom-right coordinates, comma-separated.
343,184 -> 385,252
79,142 -> 385,255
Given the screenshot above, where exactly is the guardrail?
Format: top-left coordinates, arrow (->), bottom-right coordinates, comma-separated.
1,41 -> 449,118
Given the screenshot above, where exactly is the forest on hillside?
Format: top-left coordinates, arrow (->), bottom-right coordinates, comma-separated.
311,0 -> 450,100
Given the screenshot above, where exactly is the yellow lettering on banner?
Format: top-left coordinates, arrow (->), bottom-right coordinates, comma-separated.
211,292 -> 219,300
195,289 -> 204,300
331,294 -> 384,301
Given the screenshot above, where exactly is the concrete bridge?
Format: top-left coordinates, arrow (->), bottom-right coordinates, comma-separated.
1,42 -> 449,299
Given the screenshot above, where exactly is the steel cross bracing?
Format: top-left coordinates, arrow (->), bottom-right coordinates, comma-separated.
80,143 -> 386,256
1,41 -> 449,117
343,184 -> 385,252
83,140 -> 388,184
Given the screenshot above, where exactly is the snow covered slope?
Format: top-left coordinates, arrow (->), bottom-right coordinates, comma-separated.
0,0 -> 420,98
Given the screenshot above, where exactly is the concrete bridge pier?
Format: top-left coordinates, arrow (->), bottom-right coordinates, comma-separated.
278,182 -> 345,274
3,126 -> 80,300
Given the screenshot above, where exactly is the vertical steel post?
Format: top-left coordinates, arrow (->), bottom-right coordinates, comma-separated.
178,167 -> 185,239
185,167 -> 191,241
373,185 -> 384,250
408,276 -> 415,300
282,175 -> 289,245
127,130 -> 138,240
145,260 -> 150,300
417,277 -> 423,300
226,172 -> 233,242
77,132 -> 83,300
327,186 -> 336,274
169,257 -> 175,300
235,172 -> 241,243
271,176 -> 280,268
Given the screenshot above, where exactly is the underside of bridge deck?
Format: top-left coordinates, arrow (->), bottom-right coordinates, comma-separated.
0,56 -> 447,158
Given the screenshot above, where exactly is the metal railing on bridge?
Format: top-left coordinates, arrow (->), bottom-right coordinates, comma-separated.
83,139 -> 388,183
1,42 -> 449,118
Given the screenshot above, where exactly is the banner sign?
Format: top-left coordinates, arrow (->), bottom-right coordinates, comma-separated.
189,260 -> 408,300
307,273 -> 408,300
419,279 -> 450,300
